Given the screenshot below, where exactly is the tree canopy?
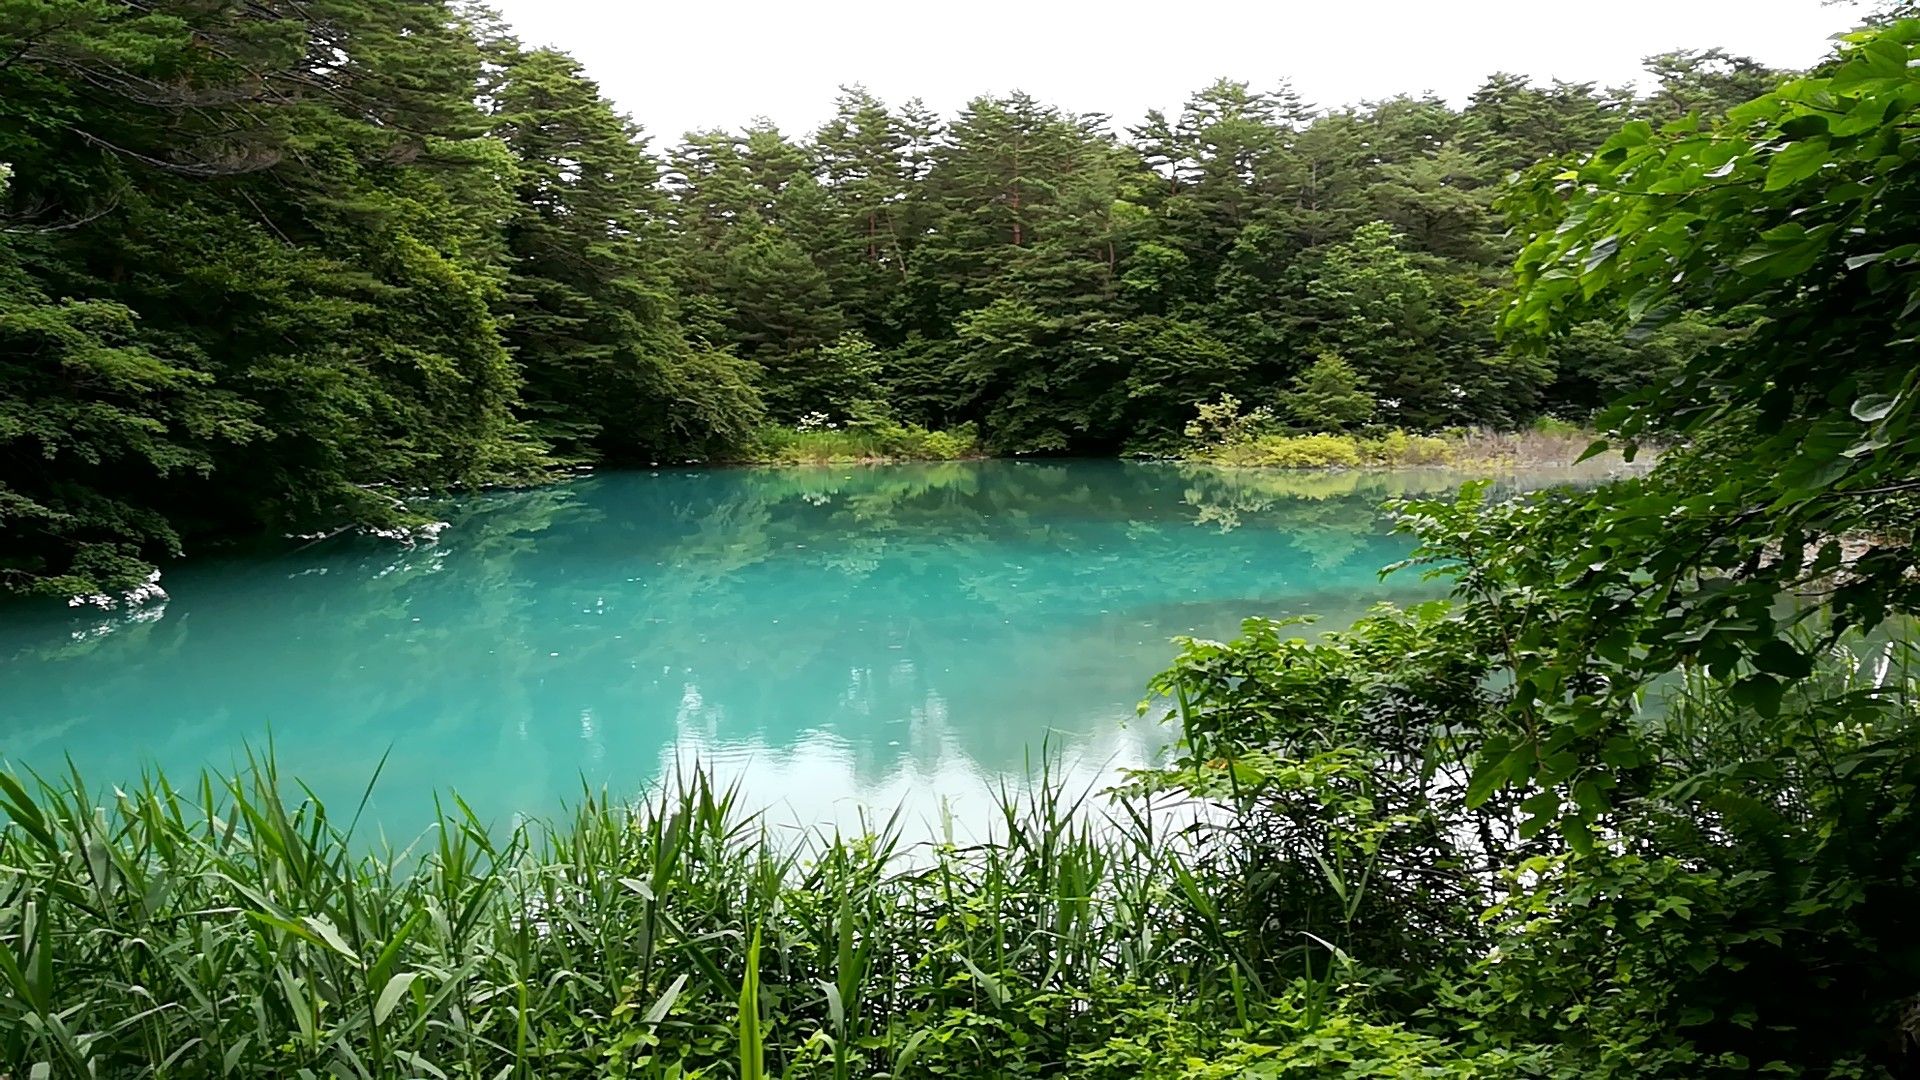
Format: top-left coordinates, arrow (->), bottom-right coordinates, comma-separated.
1,0 -> 1787,596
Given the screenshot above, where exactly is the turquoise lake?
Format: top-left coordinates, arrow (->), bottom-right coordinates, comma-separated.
0,461 -> 1587,840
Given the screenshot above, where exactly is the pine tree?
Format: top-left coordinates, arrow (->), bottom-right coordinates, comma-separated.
1285,353 -> 1375,432
487,45 -> 758,461
813,87 -> 916,343
1302,222 -> 1447,426
663,127 -> 845,421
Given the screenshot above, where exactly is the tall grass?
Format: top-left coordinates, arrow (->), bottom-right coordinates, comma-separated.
0,755 -> 1262,1078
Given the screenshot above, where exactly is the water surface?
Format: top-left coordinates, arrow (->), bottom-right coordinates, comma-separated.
0,461 -> 1592,838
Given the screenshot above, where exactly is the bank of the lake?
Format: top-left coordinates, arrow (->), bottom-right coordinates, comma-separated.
738,421 -> 985,464
1178,422 -> 1622,472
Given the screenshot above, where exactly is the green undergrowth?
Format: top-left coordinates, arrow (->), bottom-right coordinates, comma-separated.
742,422 -> 982,464
0,755 -> 1566,1078
1187,425 -> 1608,470
1193,430 -> 1451,468
1179,396 -> 1608,471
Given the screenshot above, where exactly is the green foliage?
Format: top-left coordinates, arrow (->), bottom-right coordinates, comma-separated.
0,753 -> 1573,1078
12,5 -> 1920,1077
1541,313 -> 1725,418
746,421 -> 981,464
1183,393 -> 1276,447
1286,353 -> 1375,432
1146,605 -> 1920,1074
1302,223 -> 1449,427
1205,433 -> 1365,468
0,0 -> 541,594
1181,412 -> 1560,470
1140,21 -> 1920,1075
1472,17 -> 1920,836
0,0 -> 1794,594
793,333 -> 889,424
485,44 -> 761,464
1358,430 -> 1455,466
0,247 -> 236,595
645,59 -> 1734,460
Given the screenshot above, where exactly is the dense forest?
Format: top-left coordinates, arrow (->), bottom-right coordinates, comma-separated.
1,0 -> 1919,1077
0,0 -> 1783,597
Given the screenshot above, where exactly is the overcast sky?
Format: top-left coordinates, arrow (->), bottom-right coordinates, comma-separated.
488,0 -> 1862,147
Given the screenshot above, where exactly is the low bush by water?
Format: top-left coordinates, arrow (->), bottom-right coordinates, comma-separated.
1193,430 -> 1454,469
1187,427 -> 1603,470
744,422 -> 982,465
1179,395 -> 1612,471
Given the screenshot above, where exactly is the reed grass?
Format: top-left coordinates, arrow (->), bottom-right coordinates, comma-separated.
0,754 -> 1278,1078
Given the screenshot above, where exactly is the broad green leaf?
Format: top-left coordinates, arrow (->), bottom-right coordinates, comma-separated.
1765,137 -> 1829,190
1851,393 -> 1898,422
1730,674 -> 1786,719
1753,640 -> 1814,680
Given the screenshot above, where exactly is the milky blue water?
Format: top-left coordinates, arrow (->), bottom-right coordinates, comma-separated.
0,461 -> 1579,839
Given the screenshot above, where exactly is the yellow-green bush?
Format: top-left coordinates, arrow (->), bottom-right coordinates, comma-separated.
1187,427 -> 1610,470
1198,430 -> 1458,469
745,421 -> 981,464
1205,433 -> 1364,468
1360,430 -> 1456,466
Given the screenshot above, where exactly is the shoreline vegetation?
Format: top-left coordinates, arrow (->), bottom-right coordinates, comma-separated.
0,758 -> 1532,1077
1174,392 -> 1626,471
737,419 -> 985,465
1,617 -> 1912,1077
6,0 -> 1920,1077
1179,421 -> 1618,471
728,415 -> 1615,470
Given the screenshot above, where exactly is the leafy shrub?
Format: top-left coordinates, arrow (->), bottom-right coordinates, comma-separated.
1184,393 -> 1277,447
1158,1018 -> 1549,1079
1529,415 -> 1583,438
1194,431 -> 1462,469
1205,433 -> 1364,468
1358,430 -> 1455,466
1285,352 -> 1376,433
744,420 -> 980,464
1078,991 -> 1555,1079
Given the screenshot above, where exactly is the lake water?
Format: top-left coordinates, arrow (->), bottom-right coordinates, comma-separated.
0,461 -> 1594,841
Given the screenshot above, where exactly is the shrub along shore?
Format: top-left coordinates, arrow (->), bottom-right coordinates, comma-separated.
738,421 -> 984,465
731,419 -> 1609,470
1179,424 -> 1612,471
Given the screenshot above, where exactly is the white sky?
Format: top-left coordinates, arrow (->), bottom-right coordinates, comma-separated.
490,0 -> 1863,147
